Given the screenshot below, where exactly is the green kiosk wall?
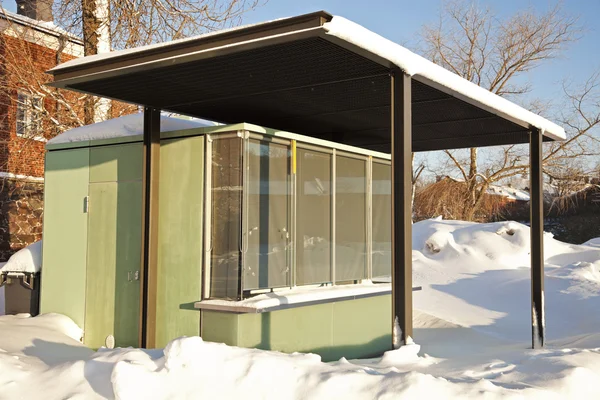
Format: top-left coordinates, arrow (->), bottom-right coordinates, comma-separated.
41,130 -> 205,349
201,295 -> 392,362
41,123 -> 394,361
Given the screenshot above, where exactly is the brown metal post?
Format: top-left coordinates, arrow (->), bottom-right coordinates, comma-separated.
530,127 -> 545,349
390,68 -> 413,347
140,107 -> 161,348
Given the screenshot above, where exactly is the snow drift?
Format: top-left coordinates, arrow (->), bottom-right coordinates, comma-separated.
1,219 -> 600,399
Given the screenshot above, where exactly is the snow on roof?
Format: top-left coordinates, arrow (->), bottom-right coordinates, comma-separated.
48,15 -> 296,72
323,17 -> 565,141
0,8 -> 82,43
47,113 -> 214,145
49,14 -> 565,142
486,185 -> 531,202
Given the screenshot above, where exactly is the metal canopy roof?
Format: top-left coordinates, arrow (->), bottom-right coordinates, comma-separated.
48,11 -> 560,153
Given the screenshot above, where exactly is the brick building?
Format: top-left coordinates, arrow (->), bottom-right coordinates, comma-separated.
0,2 -> 83,260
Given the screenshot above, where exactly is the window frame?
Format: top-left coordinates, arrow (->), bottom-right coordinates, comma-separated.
16,90 -> 45,141
371,159 -> 392,280
243,134 -> 293,294
203,131 -> 393,300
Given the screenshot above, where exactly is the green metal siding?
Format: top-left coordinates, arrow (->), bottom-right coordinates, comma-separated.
201,310 -> 239,346
155,136 -> 204,348
84,182 -> 142,348
331,295 -> 391,360
201,295 -> 392,362
89,143 -> 143,183
40,148 -> 90,330
85,143 -> 143,348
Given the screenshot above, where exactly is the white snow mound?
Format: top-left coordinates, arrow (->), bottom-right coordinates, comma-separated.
0,241 -> 42,273
1,220 -> 600,399
584,237 -> 600,248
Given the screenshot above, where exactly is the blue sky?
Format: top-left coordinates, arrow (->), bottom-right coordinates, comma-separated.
239,0 -> 600,108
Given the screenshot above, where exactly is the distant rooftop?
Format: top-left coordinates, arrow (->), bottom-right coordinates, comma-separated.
0,8 -> 82,44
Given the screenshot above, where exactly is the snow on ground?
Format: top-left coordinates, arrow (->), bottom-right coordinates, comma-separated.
584,237 -> 600,248
1,219 -> 600,399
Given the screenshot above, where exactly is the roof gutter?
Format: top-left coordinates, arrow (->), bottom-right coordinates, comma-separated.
48,11 -> 332,79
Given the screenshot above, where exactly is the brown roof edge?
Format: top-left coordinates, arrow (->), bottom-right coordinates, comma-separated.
48,10 -> 332,78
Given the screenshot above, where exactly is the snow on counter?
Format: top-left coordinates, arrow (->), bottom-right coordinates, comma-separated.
47,113 -> 213,145
196,281 -> 391,313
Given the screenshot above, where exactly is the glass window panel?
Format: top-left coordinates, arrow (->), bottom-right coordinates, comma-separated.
335,155 -> 367,282
245,140 -> 290,290
372,162 -> 392,278
16,92 -> 43,138
296,149 -> 332,285
16,92 -> 27,137
209,138 -> 242,299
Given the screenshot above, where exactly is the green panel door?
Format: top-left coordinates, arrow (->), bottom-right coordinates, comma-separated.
40,148 -> 90,329
85,181 -> 142,349
89,143 -> 143,183
156,136 -> 204,347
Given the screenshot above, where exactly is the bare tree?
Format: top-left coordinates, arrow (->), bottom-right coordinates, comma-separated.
0,12 -> 86,180
411,153 -> 425,212
418,0 -> 597,220
0,0 -> 265,170
55,1 -> 263,51
51,0 -> 263,123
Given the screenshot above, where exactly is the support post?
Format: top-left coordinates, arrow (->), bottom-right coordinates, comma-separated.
140,107 -> 161,348
390,69 -> 413,347
530,127 -> 545,349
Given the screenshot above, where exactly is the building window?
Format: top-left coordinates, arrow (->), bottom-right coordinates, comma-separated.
16,91 -> 44,140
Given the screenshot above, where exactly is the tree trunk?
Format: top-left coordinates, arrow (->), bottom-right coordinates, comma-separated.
461,147 -> 479,219
82,0 -> 111,124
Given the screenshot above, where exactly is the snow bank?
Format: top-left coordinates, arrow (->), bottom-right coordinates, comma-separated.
3,314 -> 600,399
584,237 -> 600,248
47,114 -> 214,145
1,219 -> 600,399
110,337 -> 480,400
0,241 -> 42,274
412,218 -> 600,340
0,313 -> 84,353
